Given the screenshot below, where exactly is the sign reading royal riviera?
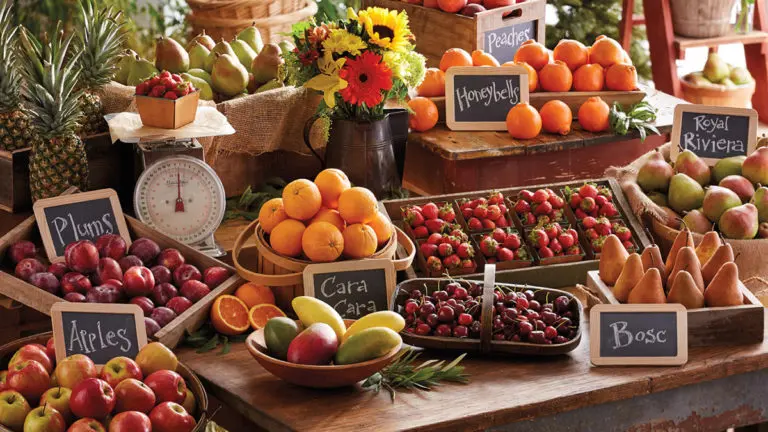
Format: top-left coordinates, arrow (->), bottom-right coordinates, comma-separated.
670,104 -> 758,164
446,66 -> 529,131
478,0 -> 546,64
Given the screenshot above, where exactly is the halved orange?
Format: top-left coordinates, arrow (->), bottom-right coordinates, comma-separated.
210,295 -> 250,336
249,304 -> 286,330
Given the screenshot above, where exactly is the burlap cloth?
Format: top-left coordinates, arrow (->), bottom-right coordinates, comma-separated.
605,142 -> 768,281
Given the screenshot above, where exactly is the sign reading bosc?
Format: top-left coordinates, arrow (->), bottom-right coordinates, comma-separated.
446,66 -> 529,131
477,0 -> 546,64
51,302 -> 147,365
303,259 -> 395,320
670,104 -> 758,164
589,304 -> 688,366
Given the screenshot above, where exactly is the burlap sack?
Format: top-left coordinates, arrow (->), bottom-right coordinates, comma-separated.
606,142 -> 768,281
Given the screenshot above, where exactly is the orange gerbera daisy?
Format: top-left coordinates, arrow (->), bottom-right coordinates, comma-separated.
339,51 -> 393,107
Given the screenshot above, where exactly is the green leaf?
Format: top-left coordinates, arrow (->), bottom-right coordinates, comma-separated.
196,335 -> 221,354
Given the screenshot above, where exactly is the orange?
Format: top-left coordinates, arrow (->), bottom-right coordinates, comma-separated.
622,51 -> 633,65
538,61 -> 572,92
539,100 -> 572,136
248,304 -> 286,330
605,63 -> 638,91
310,207 -> 346,232
439,48 -> 473,72
578,97 -> 611,133
235,282 -> 275,309
313,169 -> 351,209
552,39 -> 589,72
503,61 -> 538,93
258,198 -> 287,234
338,187 -> 378,224
506,102 -> 542,140
589,35 -> 625,68
301,221 -> 344,262
269,219 -> 306,257
342,224 -> 378,259
513,39 -> 550,71
282,179 -> 322,220
407,97 -> 439,132
437,0 -> 467,14
366,211 -> 394,246
417,68 -> 446,97
210,295 -> 250,336
572,63 -> 604,92
471,50 -> 500,67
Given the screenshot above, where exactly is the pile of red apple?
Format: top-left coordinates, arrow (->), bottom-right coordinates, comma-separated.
561,183 -> 620,222
527,222 -> 582,259
512,188 -> 567,226
8,235 -> 230,338
581,217 -> 636,253
135,71 -> 196,101
457,192 -> 511,231
476,228 -> 530,263
419,230 -> 476,274
410,0 -> 528,18
0,341 -> 196,432
402,202 -> 462,239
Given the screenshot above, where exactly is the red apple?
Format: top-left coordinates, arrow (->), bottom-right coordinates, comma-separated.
123,266 -> 155,298
45,338 -> 56,364
66,241 -> 100,274
149,402 -> 195,432
144,318 -> 161,338
150,266 -> 172,286
97,258 -> 123,284
86,284 -> 123,303
135,342 -> 178,376
29,272 -> 60,295
100,357 -> 142,388
118,256 -> 142,273
95,234 -> 127,261
54,354 -> 97,389
64,292 -> 87,302
109,411 -> 152,432
166,297 -> 193,316
0,389 -> 31,430
114,378 -> 156,414
23,405 -> 66,432
128,239 -> 161,265
202,267 -> 229,288
157,249 -> 185,271
9,344 -> 53,374
179,280 -> 210,303
173,264 -> 201,287
8,240 -> 37,264
68,417 -> 107,432
129,296 -> 155,317
61,272 -> 92,295
70,378 -> 116,419
144,370 -> 186,404
40,387 -> 73,423
151,283 -> 178,306
15,258 -> 46,281
150,307 -> 177,328
48,262 -> 68,279
7,360 -> 50,403
181,388 -> 196,415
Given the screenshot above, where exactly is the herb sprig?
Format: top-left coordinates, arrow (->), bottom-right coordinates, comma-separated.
609,100 -> 660,141
184,324 -> 248,355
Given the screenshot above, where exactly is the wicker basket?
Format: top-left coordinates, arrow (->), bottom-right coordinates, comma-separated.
187,0 -> 317,44
669,0 -> 737,38
680,76 -> 756,108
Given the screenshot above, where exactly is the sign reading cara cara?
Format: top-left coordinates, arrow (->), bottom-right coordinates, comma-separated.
670,104 -> 758,164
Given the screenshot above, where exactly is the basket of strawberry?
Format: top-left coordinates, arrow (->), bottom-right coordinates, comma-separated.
580,216 -> 638,254
510,188 -> 567,227
417,230 -> 478,277
473,228 -> 533,270
402,202 -> 461,240
561,182 -> 620,222
526,222 -> 585,264
455,192 -> 512,232
134,71 -> 200,129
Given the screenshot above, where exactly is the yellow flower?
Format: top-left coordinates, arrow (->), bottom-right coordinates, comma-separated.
347,7 -> 358,20
322,29 -> 367,57
383,51 -> 406,80
357,7 -> 412,52
304,55 -> 348,108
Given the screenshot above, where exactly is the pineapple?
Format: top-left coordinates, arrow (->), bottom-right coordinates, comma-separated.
75,0 -> 126,137
19,24 -> 89,200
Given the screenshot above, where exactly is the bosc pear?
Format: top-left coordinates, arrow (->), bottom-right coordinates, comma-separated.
667,271 -> 705,309
598,235 -> 630,285
640,244 -> 667,283
701,243 -> 734,284
667,246 -> 705,293
682,209 -> 711,234
695,231 -> 721,266
627,268 -> 667,304
612,253 -> 644,303
664,227 -> 694,275
704,262 -> 743,307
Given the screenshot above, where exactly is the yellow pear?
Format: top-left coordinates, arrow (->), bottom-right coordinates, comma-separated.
627,268 -> 667,304
612,253 -> 644,303
640,244 -> 667,286
701,243 -> 734,284
704,262 -> 743,307
667,246 -> 705,293
599,234 -> 630,285
695,231 -> 722,266
667,271 -> 705,309
665,227 -> 694,275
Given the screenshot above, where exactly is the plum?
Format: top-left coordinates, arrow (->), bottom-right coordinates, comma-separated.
86,284 -> 123,303
166,296 -> 193,316
65,240 -> 99,274
150,307 -> 177,328
96,257 -> 123,284
129,238 -> 161,265
150,265 -> 172,286
8,241 -> 37,264
119,255 -> 143,273
157,249 -> 185,271
123,266 -> 155,297
144,317 -> 161,338
64,292 -> 87,303
173,264 -> 201,287
15,258 -> 46,281
203,266 -> 229,288
179,280 -> 210,303
29,272 -> 60,295
129,296 -> 155,316
151,283 -> 178,306
48,262 -> 68,279
61,272 -> 92,295
95,234 -> 127,260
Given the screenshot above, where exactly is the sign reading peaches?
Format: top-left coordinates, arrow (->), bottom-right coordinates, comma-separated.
477,0 -> 546,64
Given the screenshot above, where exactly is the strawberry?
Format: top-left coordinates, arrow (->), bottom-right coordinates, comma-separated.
422,203 -> 439,220
420,243 -> 438,257
480,237 -> 499,257
467,217 -> 483,231
496,217 -> 509,228
161,77 -> 177,91
135,82 -> 149,95
569,192 -> 582,209
534,201 -> 553,216
504,233 -> 521,249
176,84 -> 190,96
580,197 -> 596,213
486,257 -> 497,264
582,216 -> 597,229
518,190 -> 534,202
529,229 -> 549,249
497,247 -> 514,262
473,205 -> 488,219
584,228 -> 599,240
443,254 -> 461,270
566,245 -> 581,255
623,240 -> 635,251
476,197 -> 488,206
450,229 -> 468,242
159,71 -> 172,79
595,217 -> 612,236
427,233 -> 443,245
148,76 -> 161,88
462,207 -> 473,219
599,202 -> 619,217
437,243 -> 453,257
579,184 -> 599,199
567,228 -> 579,241
537,215 -> 552,226
611,222 -> 623,232
574,209 -> 588,220
615,226 -> 632,242
438,205 -> 456,223
598,186 -> 613,200
544,224 -> 559,240
513,248 -> 529,260
164,91 -> 179,100
412,226 -> 429,238
514,200 -> 531,214
532,189 -> 549,204
457,198 -> 471,209
457,242 -> 474,259
404,207 -> 425,227
548,195 -> 565,209
538,246 -> 554,258
550,238 -> 563,254
426,255 -> 443,272
461,259 -> 475,269
424,218 -> 446,234
595,195 -> 608,207
481,219 -> 496,230
488,192 -> 504,205
447,236 -> 461,250
171,73 -> 182,82
487,205 -> 501,220
557,232 -> 575,248
149,85 -> 166,98
553,209 -> 565,221
492,228 -> 507,243
498,203 -> 508,214
591,237 -> 606,253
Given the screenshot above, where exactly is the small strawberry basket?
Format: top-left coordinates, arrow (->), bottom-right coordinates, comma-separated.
135,90 -> 200,129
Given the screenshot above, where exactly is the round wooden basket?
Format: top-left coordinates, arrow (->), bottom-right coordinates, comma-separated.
186,0 -> 317,43
669,0 -> 737,38
0,333 -> 209,432
232,219 -> 416,314
680,77 -> 756,108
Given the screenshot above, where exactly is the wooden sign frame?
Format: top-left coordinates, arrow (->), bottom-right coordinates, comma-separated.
303,258 -> 396,310
33,188 -> 131,263
670,104 -> 758,165
51,302 -> 147,366
446,66 -> 529,131
476,0 -> 546,63
590,303 -> 688,366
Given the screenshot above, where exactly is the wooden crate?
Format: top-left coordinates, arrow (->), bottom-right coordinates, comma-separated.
586,270 -> 764,347
0,214 -> 246,348
0,148 -> 31,213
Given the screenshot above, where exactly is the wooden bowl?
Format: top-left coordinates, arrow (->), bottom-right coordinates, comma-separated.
245,319 -> 402,388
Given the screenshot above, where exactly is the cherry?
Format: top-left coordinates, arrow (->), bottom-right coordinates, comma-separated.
468,284 -> 481,297
453,303 -> 466,315
435,324 -> 452,337
405,315 -> 415,325
518,321 -> 533,336
445,282 -> 460,295
495,302 -> 506,314
469,320 -> 482,335
542,303 -> 554,311
453,286 -> 468,300
453,325 -> 469,338
544,326 -> 558,340
534,320 -> 546,331
511,334 -> 521,342
527,310 -> 541,321
504,293 -> 517,304
415,323 -> 431,335
493,317 -> 504,331
446,298 -> 458,308
434,290 -> 449,301
541,311 -> 558,325
502,308 -> 518,324
528,300 -> 541,312
410,289 -> 423,299
419,302 -> 436,316
554,335 -> 569,344
554,296 -> 570,313
493,333 -> 506,340
458,313 -> 473,326
426,313 -> 439,327
405,300 -> 419,315
524,290 -> 535,300
529,330 -> 547,344
516,297 -> 529,309
437,306 -> 455,322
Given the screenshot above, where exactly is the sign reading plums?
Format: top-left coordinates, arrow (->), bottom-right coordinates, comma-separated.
478,0 -> 546,64
303,259 -> 395,320
590,304 -> 688,366
670,105 -> 758,164
446,66 -> 529,131
51,302 -> 147,365
33,188 -> 131,262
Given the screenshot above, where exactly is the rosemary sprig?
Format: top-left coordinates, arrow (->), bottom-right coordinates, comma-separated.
609,100 -> 660,142
223,178 -> 286,222
183,324 -> 248,355
361,349 -> 470,402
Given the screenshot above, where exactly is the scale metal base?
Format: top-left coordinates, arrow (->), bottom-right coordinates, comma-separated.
194,234 -> 226,258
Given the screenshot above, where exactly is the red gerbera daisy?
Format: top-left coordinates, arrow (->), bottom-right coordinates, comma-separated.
339,51 -> 393,107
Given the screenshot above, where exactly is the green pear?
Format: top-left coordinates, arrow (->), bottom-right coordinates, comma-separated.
187,68 -> 212,85
236,22 -> 264,53
252,43 -> 284,84
186,30 -> 215,51
721,77 -> 736,88
637,150 -> 674,192
674,149 -> 711,186
703,52 -> 729,82
647,192 -> 668,207
742,147 -> 768,186
205,39 -> 236,73
155,36 -> 189,73
701,185 -> 741,223
230,39 -> 257,69
719,203 -> 759,239
278,40 -> 295,55
730,66 -> 753,85
181,73 -> 214,101
668,173 -> 705,214
686,71 -> 711,86
188,41 -> 211,71
751,185 -> 768,223
127,58 -> 159,86
114,49 -> 138,85
712,156 -> 745,183
211,53 -> 249,97
255,79 -> 284,93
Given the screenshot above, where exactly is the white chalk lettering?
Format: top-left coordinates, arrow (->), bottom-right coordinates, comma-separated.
454,80 -> 520,113
610,321 -> 670,350
486,26 -> 532,54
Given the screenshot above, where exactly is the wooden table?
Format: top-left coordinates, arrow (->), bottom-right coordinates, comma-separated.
403,90 -> 679,195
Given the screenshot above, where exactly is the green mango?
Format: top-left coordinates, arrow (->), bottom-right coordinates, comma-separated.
264,317 -> 302,360
334,327 -> 401,365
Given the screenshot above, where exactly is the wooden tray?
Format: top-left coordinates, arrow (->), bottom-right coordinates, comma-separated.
0,214 -> 245,348
586,270 -> 764,347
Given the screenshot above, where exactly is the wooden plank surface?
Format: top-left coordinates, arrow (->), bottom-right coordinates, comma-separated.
675,30 -> 768,51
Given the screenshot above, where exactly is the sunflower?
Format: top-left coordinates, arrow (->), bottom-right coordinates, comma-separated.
322,29 -> 367,57
357,7 -> 412,53
339,51 -> 392,107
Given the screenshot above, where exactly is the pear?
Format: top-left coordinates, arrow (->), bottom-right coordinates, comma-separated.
665,227 -> 694,276
188,41 -> 211,71
695,231 -> 721,266
211,53 -> 249,97
742,147 -> 768,186
667,271 -> 705,309
719,175 -> 755,203
667,247 -> 704,293
154,36 -> 189,73
719,203 -> 759,239
674,150 -> 711,187
703,52 -> 730,82
647,192 -> 668,207
187,30 -> 215,51
661,206 -> 682,229
236,22 -> 264,53
127,58 -> 159,86
682,209 -> 711,234
187,68 -> 212,85
230,39 -> 257,68
598,235 -> 630,285
701,243 -> 734,284
278,40 -> 295,55
627,268 -> 666,304
114,49 -> 138,85
730,66 -> 753,85
637,150 -> 675,193
205,39 -> 236,73
255,79 -> 284,93
668,173 -> 705,214
181,73 -> 213,101
751,185 -> 768,223
686,72 -> 710,86
252,43 -> 284,84
721,78 -> 736,88
640,244 -> 667,283
701,185 -> 741,222
704,262 -> 743,307
612,253 -> 644,302
712,156 -> 745,183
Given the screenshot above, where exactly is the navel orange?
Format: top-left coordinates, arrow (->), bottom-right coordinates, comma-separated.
210,295 -> 250,335
302,221 -> 344,262
235,282 -> 276,309
249,304 -> 286,330
342,224 -> 378,259
314,169 -> 351,209
269,219 -> 306,257
258,198 -> 287,234
338,187 -> 378,224
367,211 -> 394,246
310,207 -> 346,232
282,179 -> 322,220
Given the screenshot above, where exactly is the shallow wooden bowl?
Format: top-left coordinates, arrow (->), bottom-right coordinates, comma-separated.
245,319 -> 402,388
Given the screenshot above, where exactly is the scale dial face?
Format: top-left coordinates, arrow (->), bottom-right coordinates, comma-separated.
134,155 -> 225,245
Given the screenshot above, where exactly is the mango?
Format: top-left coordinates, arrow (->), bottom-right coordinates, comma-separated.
264,317 -> 302,360
292,296 -> 346,340
335,327 -> 401,365
286,323 -> 338,365
342,311 -> 405,342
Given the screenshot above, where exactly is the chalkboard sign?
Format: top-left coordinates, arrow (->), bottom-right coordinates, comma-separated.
303,259 -> 395,320
483,20 -> 538,65
590,304 -> 687,366
446,66 -> 529,131
51,303 -> 147,365
33,189 -> 131,262
477,0 -> 546,65
670,104 -> 758,164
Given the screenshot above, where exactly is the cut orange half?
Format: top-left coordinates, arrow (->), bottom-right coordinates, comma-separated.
210,295 -> 250,336
249,304 -> 286,330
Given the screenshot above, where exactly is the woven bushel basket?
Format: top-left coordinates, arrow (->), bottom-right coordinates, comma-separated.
669,0 -> 737,38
